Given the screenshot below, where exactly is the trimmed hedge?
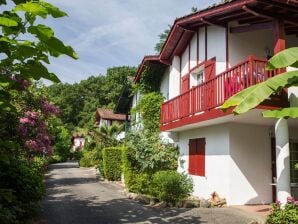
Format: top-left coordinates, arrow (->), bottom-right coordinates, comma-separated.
102,147 -> 122,181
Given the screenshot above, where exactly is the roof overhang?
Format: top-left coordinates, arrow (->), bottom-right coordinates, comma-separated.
134,55 -> 162,83
159,0 -> 298,62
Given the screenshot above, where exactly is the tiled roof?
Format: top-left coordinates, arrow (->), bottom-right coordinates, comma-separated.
96,108 -> 126,121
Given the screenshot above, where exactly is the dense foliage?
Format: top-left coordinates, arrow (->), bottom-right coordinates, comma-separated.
47,66 -> 136,130
79,123 -> 123,173
125,133 -> 179,174
137,64 -> 167,94
150,170 -> 193,204
131,92 -> 163,134
0,0 -> 77,222
102,147 -> 122,181
267,197 -> 298,224
0,158 -> 45,223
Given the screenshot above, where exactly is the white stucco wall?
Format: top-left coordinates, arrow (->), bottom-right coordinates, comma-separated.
190,33 -> 198,69
177,123 -> 274,205
160,67 -> 170,100
198,27 -> 205,63
181,45 -> 189,77
177,125 -> 231,202
169,56 -> 180,98
229,124 -> 272,205
207,26 -> 226,74
228,29 -> 274,67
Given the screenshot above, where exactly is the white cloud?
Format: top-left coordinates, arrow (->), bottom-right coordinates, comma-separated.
46,0 -> 220,83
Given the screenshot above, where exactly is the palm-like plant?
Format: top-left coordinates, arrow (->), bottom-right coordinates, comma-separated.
90,123 -> 123,149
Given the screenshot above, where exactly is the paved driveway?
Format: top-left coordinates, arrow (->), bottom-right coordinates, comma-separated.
38,161 -> 264,224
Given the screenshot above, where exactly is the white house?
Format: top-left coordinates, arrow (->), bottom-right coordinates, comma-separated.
133,0 -> 298,205
71,134 -> 85,151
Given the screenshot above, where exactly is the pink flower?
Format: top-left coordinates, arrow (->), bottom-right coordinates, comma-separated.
19,117 -> 30,124
25,140 -> 39,151
40,98 -> 60,116
275,200 -> 281,206
287,196 -> 295,203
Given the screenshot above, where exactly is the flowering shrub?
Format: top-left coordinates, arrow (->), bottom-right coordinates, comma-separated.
19,110 -> 53,154
267,197 -> 298,224
40,98 -> 60,116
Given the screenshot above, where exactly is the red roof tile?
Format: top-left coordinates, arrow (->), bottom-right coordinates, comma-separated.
96,108 -> 126,121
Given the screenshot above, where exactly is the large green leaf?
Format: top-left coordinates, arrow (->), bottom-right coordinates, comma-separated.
44,37 -> 78,59
221,70 -> 298,114
40,2 -> 68,18
0,17 -> 18,26
14,2 -> 48,18
263,107 -> 298,118
28,24 -> 54,40
267,47 -> 298,69
20,60 -> 60,83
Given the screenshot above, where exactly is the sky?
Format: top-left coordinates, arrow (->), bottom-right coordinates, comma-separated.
45,0 -> 220,83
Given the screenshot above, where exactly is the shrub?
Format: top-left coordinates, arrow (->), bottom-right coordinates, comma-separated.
102,147 -> 122,181
125,133 -> 179,174
0,157 -> 45,223
130,173 -> 152,195
267,197 -> 298,224
70,150 -> 83,161
79,150 -> 100,167
150,171 -> 193,204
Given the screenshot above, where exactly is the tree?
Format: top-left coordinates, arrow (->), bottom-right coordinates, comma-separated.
154,25 -> 171,53
0,0 -> 77,222
154,7 -> 198,53
47,66 -> 136,130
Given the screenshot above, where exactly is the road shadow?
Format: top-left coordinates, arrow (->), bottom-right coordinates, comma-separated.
38,162 -> 259,224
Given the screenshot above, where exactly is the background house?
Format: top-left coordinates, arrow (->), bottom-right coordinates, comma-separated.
95,108 -> 126,127
71,134 -> 85,151
131,0 -> 298,205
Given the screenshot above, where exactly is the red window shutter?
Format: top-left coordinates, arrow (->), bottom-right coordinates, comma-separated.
204,59 -> 216,81
181,75 -> 190,93
196,138 -> 205,176
189,139 -> 197,174
188,138 -> 205,176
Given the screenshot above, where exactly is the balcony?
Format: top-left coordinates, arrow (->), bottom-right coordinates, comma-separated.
161,55 -> 284,130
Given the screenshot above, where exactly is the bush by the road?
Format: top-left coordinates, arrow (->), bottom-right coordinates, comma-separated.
150,170 -> 193,204
0,157 -> 45,224
102,147 -> 122,181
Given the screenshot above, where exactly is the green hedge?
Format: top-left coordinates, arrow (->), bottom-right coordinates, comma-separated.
102,147 -> 122,181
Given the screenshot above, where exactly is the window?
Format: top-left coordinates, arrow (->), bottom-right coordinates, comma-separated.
190,67 -> 204,88
189,138 -> 205,176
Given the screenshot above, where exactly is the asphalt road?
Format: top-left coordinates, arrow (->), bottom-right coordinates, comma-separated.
38,161 -> 263,224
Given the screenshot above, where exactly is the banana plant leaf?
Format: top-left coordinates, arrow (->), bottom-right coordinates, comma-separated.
221,70 -> 298,114
262,107 -> 298,118
267,47 -> 298,69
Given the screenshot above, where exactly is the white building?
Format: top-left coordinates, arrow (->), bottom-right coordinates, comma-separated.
132,0 -> 298,205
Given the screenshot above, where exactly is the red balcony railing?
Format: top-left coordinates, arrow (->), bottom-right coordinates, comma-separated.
161,55 -> 281,125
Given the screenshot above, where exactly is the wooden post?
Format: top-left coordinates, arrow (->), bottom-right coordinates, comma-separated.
273,19 -> 285,54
